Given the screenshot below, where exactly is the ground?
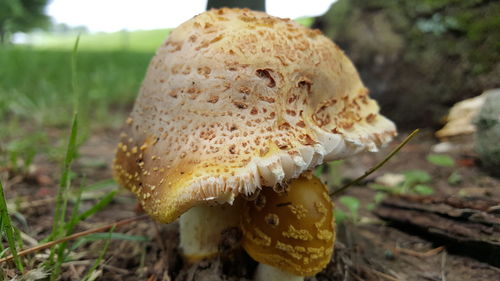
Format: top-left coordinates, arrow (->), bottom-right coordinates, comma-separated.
1,127 -> 498,281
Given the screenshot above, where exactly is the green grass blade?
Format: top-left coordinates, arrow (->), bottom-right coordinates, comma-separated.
82,226 -> 116,281
46,113 -> 79,271
76,190 -> 117,223
66,188 -> 83,234
49,187 -> 83,280
0,216 -> 4,253
49,189 -> 116,279
62,190 -> 117,236
72,35 -> 80,111
0,248 -> 9,257
50,243 -> 66,280
70,34 -> 91,143
81,179 -> 115,193
50,188 -> 84,277
0,180 -> 24,271
427,154 -> 455,167
51,113 -> 79,239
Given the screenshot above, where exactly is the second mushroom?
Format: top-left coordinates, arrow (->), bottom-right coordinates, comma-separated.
242,173 -> 335,281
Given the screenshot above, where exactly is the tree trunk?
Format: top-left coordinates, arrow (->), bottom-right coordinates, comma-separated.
207,0 -> 265,11
314,0 -> 500,128
374,194 -> 500,267
0,25 -> 5,44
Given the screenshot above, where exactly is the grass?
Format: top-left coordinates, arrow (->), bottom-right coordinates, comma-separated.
0,36 -> 147,280
81,226 -> 114,281
0,27 -> 157,146
33,29 -> 171,52
0,101 -> 114,279
0,46 -> 153,171
0,180 -> 24,271
46,113 -> 81,280
0,47 -> 151,127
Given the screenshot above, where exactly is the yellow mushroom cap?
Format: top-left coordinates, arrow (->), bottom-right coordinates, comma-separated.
112,8 -> 396,223
241,174 -> 335,276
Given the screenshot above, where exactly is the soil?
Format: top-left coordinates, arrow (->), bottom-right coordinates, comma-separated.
1,129 -> 499,280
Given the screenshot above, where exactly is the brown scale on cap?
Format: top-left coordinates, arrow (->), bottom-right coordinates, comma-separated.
112,8 -> 396,223
241,174 -> 335,276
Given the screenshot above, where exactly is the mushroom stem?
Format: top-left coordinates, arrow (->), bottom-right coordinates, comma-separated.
179,200 -> 242,262
254,263 -> 303,281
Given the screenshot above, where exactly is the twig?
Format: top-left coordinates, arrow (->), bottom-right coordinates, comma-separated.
19,230 -> 39,247
68,263 -> 81,280
359,229 -> 445,259
62,260 -> 130,275
15,197 -> 56,210
0,215 -> 149,264
349,270 -> 365,281
153,221 -> 170,278
153,222 -> 168,256
441,250 -> 447,281
330,129 -> 419,196
369,269 -> 402,281
395,245 -> 445,258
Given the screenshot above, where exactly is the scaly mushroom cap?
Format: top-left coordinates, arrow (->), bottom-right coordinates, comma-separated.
113,8 -> 396,223
241,174 -> 335,276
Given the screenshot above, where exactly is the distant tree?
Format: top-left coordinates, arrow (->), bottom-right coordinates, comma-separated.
207,0 -> 265,11
0,0 -> 50,43
50,23 -> 89,35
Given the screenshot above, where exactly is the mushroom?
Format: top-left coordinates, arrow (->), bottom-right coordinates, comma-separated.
113,7 -> 396,267
241,173 -> 334,281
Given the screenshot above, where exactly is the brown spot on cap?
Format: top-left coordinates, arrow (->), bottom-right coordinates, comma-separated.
256,69 -> 276,88
233,100 -> 248,109
366,113 -> 376,123
207,95 -> 219,103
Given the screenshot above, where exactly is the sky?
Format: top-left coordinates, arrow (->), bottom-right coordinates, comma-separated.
47,0 -> 336,32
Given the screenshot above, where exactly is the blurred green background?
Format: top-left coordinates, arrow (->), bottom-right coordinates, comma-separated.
0,0 -> 316,170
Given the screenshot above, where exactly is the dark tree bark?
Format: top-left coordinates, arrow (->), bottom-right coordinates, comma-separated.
314,0 -> 500,128
374,195 -> 500,267
207,0 -> 265,11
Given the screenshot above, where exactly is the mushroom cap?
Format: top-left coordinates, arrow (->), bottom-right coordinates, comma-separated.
241,174 -> 335,276
113,8 -> 396,223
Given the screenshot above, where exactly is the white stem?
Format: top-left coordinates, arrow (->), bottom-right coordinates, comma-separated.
179,201 -> 241,262
254,263 -> 303,281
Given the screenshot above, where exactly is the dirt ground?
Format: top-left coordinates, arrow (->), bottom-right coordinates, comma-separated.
1,129 -> 499,281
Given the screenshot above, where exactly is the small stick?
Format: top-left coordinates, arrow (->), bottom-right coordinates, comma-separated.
395,245 -> 445,258
330,129 -> 419,196
348,270 -> 365,281
16,197 -> 56,210
369,269 -> 402,281
441,250 -> 447,281
63,260 -> 130,275
0,215 -> 149,264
